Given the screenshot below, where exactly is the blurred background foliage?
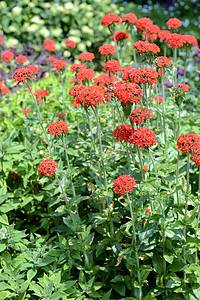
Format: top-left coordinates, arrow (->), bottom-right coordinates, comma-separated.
0,0 -> 199,62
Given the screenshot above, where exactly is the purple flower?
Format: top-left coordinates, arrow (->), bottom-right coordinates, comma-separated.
177,69 -> 184,76
164,80 -> 173,87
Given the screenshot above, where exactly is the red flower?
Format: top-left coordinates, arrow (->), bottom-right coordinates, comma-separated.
52,60 -> 67,71
104,60 -> 121,73
70,63 -> 87,73
43,39 -> 56,51
69,84 -> 85,97
77,68 -> 95,83
142,25 -> 160,41
99,44 -> 116,56
101,13 -> 121,27
112,31 -> 129,42
47,120 -> 69,136
22,108 -> 31,114
0,84 -> 9,95
158,30 -> 171,41
13,65 -> 39,82
139,68 -> 159,85
34,89 -> 49,104
38,159 -> 58,176
47,56 -> 56,62
121,66 -> 141,83
133,41 -> 160,54
135,17 -> 153,31
113,174 -> 136,196
150,96 -> 163,104
130,107 -> 153,125
143,166 -> 149,172
128,127 -> 157,148
166,18 -> 182,29
71,77 -> 78,84
16,55 -> 27,63
79,52 -> 95,62
94,74 -> 118,87
113,124 -> 133,142
72,85 -> 104,107
64,39 -> 76,48
122,13 -> 137,24
177,133 -> 200,154
183,35 -> 198,47
175,82 -> 191,92
166,33 -> 184,48
145,208 -> 150,213
191,153 -> 200,166
56,113 -> 66,119
0,37 -> 4,44
154,56 -> 171,68
114,82 -> 142,104
2,51 -> 14,62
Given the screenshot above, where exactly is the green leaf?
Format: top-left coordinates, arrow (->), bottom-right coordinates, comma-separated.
164,253 -> 174,264
0,291 -> 11,299
27,269 -> 37,281
111,283 -> 126,296
0,244 -> 6,252
152,252 -> 163,275
0,214 -> 9,225
101,289 -> 112,300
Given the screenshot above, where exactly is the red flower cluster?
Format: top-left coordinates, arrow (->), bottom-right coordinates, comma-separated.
64,39 -> 76,48
158,30 -> 171,41
43,39 -> 56,51
112,31 -> 129,42
0,37 -> 4,44
70,63 -> 87,73
22,108 -> 31,114
128,127 -> 157,148
101,13 -> 121,27
79,52 -> 95,62
52,60 -> 67,71
121,66 -> 141,83
130,107 -> 153,125
166,33 -> 184,48
150,96 -> 163,104
47,56 -> 56,63
56,112 -> 66,119
133,41 -> 160,54
142,24 -> 160,41
1,50 -> 14,62
113,175 -> 136,196
77,68 -> 95,83
0,81 -> 9,95
47,121 -> 69,136
34,89 -> 49,104
113,124 -> 133,142
154,56 -> 171,68
16,55 -> 27,63
104,60 -> 121,73
13,65 -> 39,82
139,68 -> 159,85
166,18 -> 182,29
93,74 -> 118,87
38,159 -> 58,176
177,133 -> 200,154
174,82 -> 191,92
99,44 -> 116,56
135,17 -> 153,31
183,35 -> 198,47
70,85 -> 104,107
122,13 -> 137,24
114,82 -> 142,104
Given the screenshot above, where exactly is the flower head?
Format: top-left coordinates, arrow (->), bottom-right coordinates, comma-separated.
114,82 -> 142,105
154,56 -> 171,68
13,65 -> 39,82
79,52 -> 95,62
93,74 -> 118,87
113,124 -> 133,142
34,89 -> 49,104
47,56 -> 56,62
122,13 -> 137,24
166,33 -> 184,48
183,35 -> 198,47
177,133 -> 200,154
150,96 -> 163,104
128,127 -> 157,148
47,121 -> 69,136
135,17 -> 153,31
99,44 -> 116,56
166,18 -> 182,29
113,175 -> 136,196
112,31 -> 129,42
133,40 -> 160,54
64,39 -> 76,48
104,60 -> 121,73
0,37 -> 4,44
52,60 -> 67,71
130,107 -> 153,125
70,85 -> 104,107
77,68 -> 95,83
70,63 -> 87,73
158,30 -> 171,41
38,159 -> 58,176
16,55 -> 27,63
139,68 -> 158,85
43,39 -> 56,51
22,108 -> 31,114
101,13 -> 120,27
2,50 -> 14,62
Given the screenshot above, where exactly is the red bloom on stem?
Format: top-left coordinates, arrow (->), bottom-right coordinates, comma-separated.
174,82 -> 191,92
99,44 -> 116,56
0,82 -> 9,95
47,120 -> 69,136
22,108 -> 31,114
133,41 -> 160,54
38,159 -> 58,176
70,63 -> 87,73
142,25 -> 160,41
135,17 -> 153,31
77,68 -> 95,83
43,39 -> 56,51
101,13 -> 121,27
130,107 -> 153,125
79,52 -> 95,62
113,174 -> 136,196
166,18 -> 182,29
2,50 -> 14,62
70,85 -> 104,107
150,96 -> 163,104
34,89 -> 49,104
47,56 -> 56,62
104,60 -> 121,73
158,30 -> 171,41
139,68 -> 159,85
114,82 -> 142,104
52,60 -> 67,71
122,13 -> 137,24
121,66 -> 141,83
128,127 -> 157,148
154,56 -> 171,68
16,55 -> 27,63
112,31 -> 129,42
56,113 -> 66,119
143,166 -> 149,172
166,33 -> 184,48
177,133 -> 200,154
13,65 -> 39,82
183,35 -> 198,47
113,124 -> 133,142
0,37 -> 4,44
64,39 -> 76,48
94,74 -> 118,87
145,208 -> 150,213
69,84 -> 85,97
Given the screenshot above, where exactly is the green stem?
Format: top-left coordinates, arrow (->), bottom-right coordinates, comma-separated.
195,204 -> 200,264
148,149 -> 158,182
126,193 -> 142,300
55,174 -> 68,206
136,146 -> 145,180
62,135 -> 76,197
61,73 -> 66,112
161,72 -> 166,146
173,48 -> 177,85
113,34 -> 120,62
176,106 -> 181,208
126,142 -> 131,172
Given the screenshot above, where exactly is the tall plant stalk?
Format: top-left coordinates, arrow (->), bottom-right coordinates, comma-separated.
161,72 -> 166,146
